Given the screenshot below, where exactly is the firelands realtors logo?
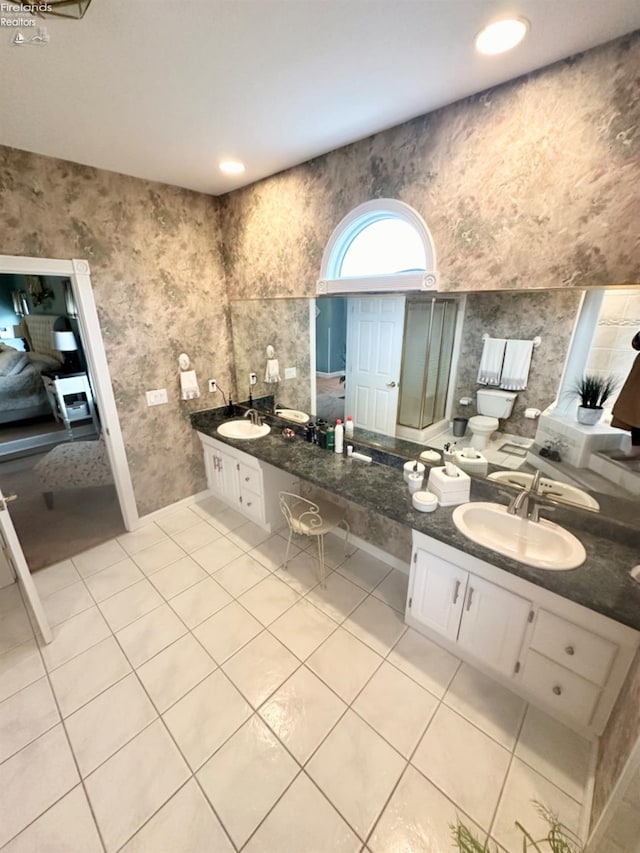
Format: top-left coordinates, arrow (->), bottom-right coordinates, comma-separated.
2,3 -> 52,44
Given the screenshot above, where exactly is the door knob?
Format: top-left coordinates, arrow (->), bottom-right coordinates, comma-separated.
386,381 -> 397,388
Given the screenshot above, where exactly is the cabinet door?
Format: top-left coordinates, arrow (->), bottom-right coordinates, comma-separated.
457,575 -> 531,676
410,549 -> 468,641
205,446 -> 238,504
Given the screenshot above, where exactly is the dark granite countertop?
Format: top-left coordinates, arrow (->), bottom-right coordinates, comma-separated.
191,406 -> 640,633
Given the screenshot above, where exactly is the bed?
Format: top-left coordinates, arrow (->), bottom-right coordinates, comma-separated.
0,315 -> 64,425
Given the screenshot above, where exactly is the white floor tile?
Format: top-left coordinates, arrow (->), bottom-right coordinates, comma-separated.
169,576 -> 232,628
154,506 -> 202,536
259,666 -> 346,764
369,765 -> 484,853
370,568 -> 409,613
238,574 -> 300,626
117,523 -> 168,556
304,532 -> 352,569
32,559 -> 80,598
269,598 -> 338,660
0,583 -> 23,615
85,719 -> 189,853
191,495 -> 228,520
116,603 -> 187,668
98,579 -> 164,633
1,785 -> 102,853
226,520 -> 272,551
275,549 -> 323,594
250,534 -> 300,572
343,596 -> 406,656
193,601 -> 263,663
197,715 -> 298,847
49,636 -> 131,717
163,670 -> 252,771
132,539 -> 186,576
207,507 -> 248,534
305,570 -> 369,623
307,710 -> 405,840
243,772 -> 360,853
137,634 -> 216,713
0,606 -> 33,655
387,628 -> 460,697
83,558 -> 143,603
223,631 -> 300,707
0,639 -> 45,703
191,537 -> 246,575
148,555 -> 208,600
412,704 -> 511,831
41,580 -> 94,627
492,757 -> 582,852
335,551 -> 391,592
307,627 -> 382,703
121,779 -> 234,853
39,606 -> 110,671
515,705 -> 591,802
0,725 -> 79,848
353,661 -> 437,758
170,520 -> 222,554
444,663 -> 527,750
65,673 -> 157,777
73,539 -> 129,577
0,677 -> 60,763
212,552 -> 270,595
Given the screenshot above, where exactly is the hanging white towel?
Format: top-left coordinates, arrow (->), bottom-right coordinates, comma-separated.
500,339 -> 534,391
477,337 -> 506,386
265,359 -> 280,383
180,369 -> 200,400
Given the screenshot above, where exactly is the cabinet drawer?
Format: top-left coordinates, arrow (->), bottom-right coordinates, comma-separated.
239,463 -> 263,496
239,486 -> 264,524
530,609 -> 617,686
520,651 -> 600,727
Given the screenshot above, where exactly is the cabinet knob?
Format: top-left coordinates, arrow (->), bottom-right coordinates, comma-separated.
245,476 -> 250,482
565,645 -> 575,656
552,685 -> 562,696
246,501 -> 252,507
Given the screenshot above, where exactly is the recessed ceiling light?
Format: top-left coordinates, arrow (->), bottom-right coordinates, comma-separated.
219,160 -> 245,175
475,17 -> 529,55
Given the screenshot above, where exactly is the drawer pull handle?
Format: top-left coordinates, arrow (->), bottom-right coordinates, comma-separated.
565,646 -> 575,656
466,587 -> 474,611
245,476 -> 250,482
552,685 -> 562,696
453,580 -> 461,604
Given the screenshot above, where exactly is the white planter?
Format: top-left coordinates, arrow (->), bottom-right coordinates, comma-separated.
577,406 -> 603,426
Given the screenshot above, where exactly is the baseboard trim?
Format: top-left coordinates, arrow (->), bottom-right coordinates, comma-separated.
136,489 -> 213,527
326,527 -> 409,574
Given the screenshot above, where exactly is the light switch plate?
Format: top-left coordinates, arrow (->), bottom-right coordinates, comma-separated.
284,367 -> 297,380
146,388 -> 168,406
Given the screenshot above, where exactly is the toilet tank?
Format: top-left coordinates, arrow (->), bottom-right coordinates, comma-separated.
476,389 -> 517,418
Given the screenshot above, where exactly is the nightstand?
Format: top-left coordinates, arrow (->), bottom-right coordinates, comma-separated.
42,372 -> 99,434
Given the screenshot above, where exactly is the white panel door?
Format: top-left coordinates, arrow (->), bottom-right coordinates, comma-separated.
457,575 -> 531,676
409,549 -> 468,641
0,486 -> 51,643
345,296 -> 405,435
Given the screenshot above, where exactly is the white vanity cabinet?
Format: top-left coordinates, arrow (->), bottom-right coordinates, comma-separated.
197,432 -> 298,531
407,530 -> 639,737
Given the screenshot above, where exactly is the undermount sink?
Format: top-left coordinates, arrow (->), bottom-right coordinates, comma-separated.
217,420 -> 271,440
452,502 -> 586,571
487,470 -> 600,511
275,408 -> 309,424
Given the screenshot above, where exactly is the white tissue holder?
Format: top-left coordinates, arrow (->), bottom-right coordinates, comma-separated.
426,465 -> 471,507
452,449 -> 488,478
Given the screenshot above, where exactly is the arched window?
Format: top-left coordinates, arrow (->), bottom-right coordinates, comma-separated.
318,199 -> 438,294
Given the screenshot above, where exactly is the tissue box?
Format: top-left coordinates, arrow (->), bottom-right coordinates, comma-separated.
453,449 -> 488,477
426,466 -> 471,506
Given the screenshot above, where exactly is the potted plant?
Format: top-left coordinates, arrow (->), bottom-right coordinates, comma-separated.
452,803 -> 583,852
569,373 -> 617,425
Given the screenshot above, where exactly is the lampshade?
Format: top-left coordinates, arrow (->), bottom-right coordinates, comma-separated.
53,331 -> 78,352
12,325 -> 23,338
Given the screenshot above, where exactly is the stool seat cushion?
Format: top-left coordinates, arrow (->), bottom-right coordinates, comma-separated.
34,438 -> 113,492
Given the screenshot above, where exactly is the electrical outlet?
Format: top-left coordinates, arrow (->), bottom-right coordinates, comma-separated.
249,372 -> 257,385
146,388 -> 168,406
284,366 -> 297,380
208,379 -> 217,393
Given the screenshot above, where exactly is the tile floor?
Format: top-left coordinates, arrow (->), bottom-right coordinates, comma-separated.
0,495 -> 592,852
429,428 -> 533,470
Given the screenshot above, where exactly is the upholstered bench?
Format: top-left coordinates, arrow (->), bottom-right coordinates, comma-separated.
34,436 -> 113,509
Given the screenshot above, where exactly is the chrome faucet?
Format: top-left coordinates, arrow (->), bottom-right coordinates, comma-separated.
507,470 -> 544,521
244,408 -> 262,427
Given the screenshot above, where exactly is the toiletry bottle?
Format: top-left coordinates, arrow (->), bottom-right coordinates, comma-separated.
345,416 -> 354,438
317,423 -> 327,449
326,425 -> 335,451
334,419 -> 344,453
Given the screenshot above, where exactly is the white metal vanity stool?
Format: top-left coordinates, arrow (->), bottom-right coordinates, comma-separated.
279,492 -> 351,587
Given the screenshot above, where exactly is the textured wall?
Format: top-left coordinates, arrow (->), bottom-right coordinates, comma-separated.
0,146 -> 233,516
452,290 -> 583,438
220,32 -> 640,298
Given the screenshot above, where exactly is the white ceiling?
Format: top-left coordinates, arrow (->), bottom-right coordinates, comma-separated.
1,0 -> 640,196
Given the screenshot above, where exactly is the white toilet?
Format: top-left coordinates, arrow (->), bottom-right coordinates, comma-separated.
468,389 -> 518,449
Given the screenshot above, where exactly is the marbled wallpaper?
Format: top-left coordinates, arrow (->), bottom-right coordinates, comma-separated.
230,298 -> 312,413
452,290 -> 583,438
0,146 -> 233,516
220,32 -> 640,298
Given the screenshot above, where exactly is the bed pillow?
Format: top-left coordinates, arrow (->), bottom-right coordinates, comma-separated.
0,349 -> 28,376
